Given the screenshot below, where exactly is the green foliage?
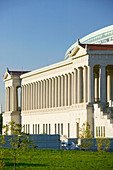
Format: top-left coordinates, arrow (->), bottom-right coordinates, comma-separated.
96,137 -> 110,152
0,135 -> 6,168
3,121 -> 34,170
79,122 -> 93,150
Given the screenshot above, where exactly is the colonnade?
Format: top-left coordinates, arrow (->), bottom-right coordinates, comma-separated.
5,65 -> 113,112
21,66 -> 94,111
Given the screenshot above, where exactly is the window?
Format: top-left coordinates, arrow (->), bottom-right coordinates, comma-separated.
46,124 -> 48,134
38,124 -> 40,134
58,123 -> 60,134
61,123 -> 63,135
49,124 -> 51,134
23,124 -> 25,132
26,124 -> 27,133
28,124 -> 30,134
68,123 -> 70,138
35,124 -> 37,134
33,124 -> 34,134
43,124 -> 45,134
55,124 -> 57,134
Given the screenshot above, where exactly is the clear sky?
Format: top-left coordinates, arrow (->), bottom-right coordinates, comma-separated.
0,0 -> 113,111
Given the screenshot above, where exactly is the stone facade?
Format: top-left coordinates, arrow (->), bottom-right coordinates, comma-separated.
3,41 -> 113,138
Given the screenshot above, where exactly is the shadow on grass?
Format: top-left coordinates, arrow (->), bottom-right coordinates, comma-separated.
5,162 -> 47,167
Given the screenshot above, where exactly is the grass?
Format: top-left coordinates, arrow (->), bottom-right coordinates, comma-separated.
1,149 -> 113,169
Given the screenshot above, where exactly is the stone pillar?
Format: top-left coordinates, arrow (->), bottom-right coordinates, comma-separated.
73,69 -> 77,104
41,81 -> 43,109
52,78 -> 55,107
72,72 -> 74,104
55,77 -> 58,107
46,79 -> 49,108
65,74 -> 68,106
43,80 -> 46,109
31,84 -> 33,110
36,82 -> 38,109
94,72 -> 99,102
100,65 -> 106,103
68,73 -> 71,106
58,76 -> 61,107
88,66 -> 94,103
49,78 -> 52,108
38,81 -> 41,109
83,66 -> 87,103
78,68 -> 81,103
29,84 -> 31,110
12,86 -> 17,111
61,75 -> 64,107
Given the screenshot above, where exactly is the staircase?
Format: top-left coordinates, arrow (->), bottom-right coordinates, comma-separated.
94,101 -> 113,138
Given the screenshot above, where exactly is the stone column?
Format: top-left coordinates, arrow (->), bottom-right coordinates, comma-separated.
83,66 -> 87,103
41,81 -> 43,109
49,78 -> 52,108
36,82 -> 38,109
94,72 -> 99,102
78,68 -> 81,103
88,66 -> 94,103
52,78 -> 55,107
43,80 -> 46,109
72,72 -> 74,104
58,76 -> 61,107
61,75 -> 64,107
46,79 -> 49,108
12,86 -> 17,111
38,81 -> 41,109
31,84 -> 33,110
55,77 -> 58,107
73,69 -> 77,104
100,65 -> 106,103
29,84 -> 31,110
107,70 -> 112,102
68,73 -> 71,106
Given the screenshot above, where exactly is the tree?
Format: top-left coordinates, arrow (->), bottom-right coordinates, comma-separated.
96,137 -> 110,152
79,122 -> 93,151
0,135 -> 6,168
3,121 -> 34,170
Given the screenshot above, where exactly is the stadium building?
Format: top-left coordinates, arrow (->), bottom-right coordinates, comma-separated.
3,25 -> 113,138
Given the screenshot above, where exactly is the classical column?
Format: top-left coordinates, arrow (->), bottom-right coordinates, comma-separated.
68,73 -> 71,106
31,84 -> 33,110
78,68 -> 81,103
36,82 -> 38,109
58,76 -> 61,107
88,66 -> 94,103
12,86 -> 17,111
29,84 -> 31,110
46,79 -> 49,108
38,81 -> 41,109
55,77 -> 58,107
40,81 -> 43,109
52,78 -> 55,107
100,65 -> 106,103
43,80 -> 46,108
72,72 -> 74,105
73,69 -> 77,104
49,78 -> 52,108
107,69 -> 112,102
65,74 -> 68,106
83,66 -> 87,103
94,72 -> 99,102
61,75 -> 64,107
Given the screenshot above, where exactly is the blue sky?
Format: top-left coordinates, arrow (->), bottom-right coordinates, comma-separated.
0,0 -> 113,111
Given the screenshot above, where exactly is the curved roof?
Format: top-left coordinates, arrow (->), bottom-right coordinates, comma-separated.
65,25 -> 113,59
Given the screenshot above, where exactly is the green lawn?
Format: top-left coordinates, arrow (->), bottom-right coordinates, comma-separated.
1,149 -> 113,170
